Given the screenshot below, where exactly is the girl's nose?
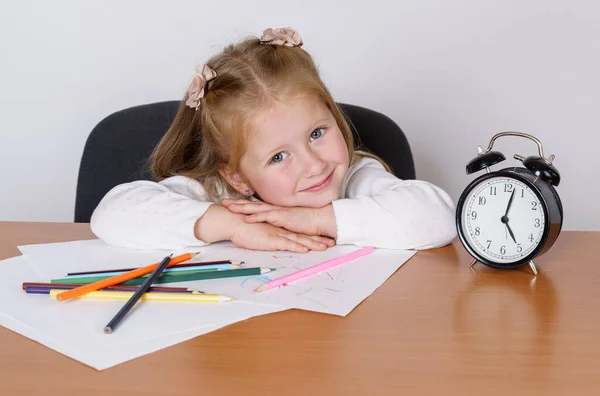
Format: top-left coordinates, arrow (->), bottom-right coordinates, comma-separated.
302,150 -> 327,178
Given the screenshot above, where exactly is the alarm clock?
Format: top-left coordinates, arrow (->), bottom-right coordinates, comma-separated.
456,132 -> 563,274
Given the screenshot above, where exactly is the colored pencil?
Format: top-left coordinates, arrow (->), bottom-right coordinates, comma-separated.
21,282 -> 198,293
62,263 -> 239,279
49,289 -> 234,303
66,260 -> 244,276
103,254 -> 174,334
56,252 -> 200,302
254,246 -> 375,292
53,267 -> 274,287
60,266 -> 228,281
25,285 -> 203,295
53,268 -> 223,285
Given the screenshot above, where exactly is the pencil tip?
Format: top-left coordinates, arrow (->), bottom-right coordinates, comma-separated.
254,285 -> 266,292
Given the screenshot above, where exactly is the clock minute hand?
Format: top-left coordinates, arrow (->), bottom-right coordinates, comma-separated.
504,189 -> 515,217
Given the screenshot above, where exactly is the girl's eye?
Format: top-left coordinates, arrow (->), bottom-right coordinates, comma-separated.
270,151 -> 289,164
310,128 -> 325,141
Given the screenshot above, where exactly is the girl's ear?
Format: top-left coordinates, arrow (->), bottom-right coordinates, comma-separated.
219,166 -> 252,195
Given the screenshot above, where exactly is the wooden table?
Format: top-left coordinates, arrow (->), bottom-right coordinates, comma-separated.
1,222 -> 599,395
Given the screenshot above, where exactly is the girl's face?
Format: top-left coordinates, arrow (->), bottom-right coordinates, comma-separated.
237,94 -> 350,208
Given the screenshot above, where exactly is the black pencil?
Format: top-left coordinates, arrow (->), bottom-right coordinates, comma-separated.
103,254 -> 173,334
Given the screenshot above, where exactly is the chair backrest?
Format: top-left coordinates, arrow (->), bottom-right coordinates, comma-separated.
75,101 -> 415,222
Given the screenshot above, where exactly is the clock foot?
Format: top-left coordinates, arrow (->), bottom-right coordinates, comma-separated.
470,258 -> 478,268
528,260 -> 538,275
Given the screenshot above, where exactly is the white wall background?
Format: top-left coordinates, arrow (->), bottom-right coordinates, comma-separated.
0,0 -> 597,230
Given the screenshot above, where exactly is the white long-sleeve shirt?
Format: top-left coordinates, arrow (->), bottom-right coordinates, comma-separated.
90,157 -> 457,250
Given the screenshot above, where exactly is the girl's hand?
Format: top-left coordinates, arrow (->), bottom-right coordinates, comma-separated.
230,220 -> 333,253
221,199 -> 281,214
195,204 -> 331,252
221,199 -> 337,240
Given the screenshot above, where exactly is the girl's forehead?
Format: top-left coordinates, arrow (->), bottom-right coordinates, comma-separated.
249,95 -> 330,136
242,95 -> 332,159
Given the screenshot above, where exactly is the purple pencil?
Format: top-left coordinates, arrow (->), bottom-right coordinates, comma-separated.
24,285 -> 203,295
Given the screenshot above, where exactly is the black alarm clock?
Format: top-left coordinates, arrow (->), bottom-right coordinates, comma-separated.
456,132 -> 563,274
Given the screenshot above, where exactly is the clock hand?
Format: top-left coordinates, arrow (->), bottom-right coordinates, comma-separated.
506,223 -> 517,244
500,212 -> 516,243
504,189 -> 515,217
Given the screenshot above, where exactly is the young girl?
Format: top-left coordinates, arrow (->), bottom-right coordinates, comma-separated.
91,27 -> 457,252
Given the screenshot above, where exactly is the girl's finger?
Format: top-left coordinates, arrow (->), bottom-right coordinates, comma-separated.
228,204 -> 256,214
272,236 -> 309,253
282,232 -> 328,251
225,204 -> 250,214
247,212 -> 287,229
220,199 -> 249,206
245,212 -> 269,223
232,203 -> 279,215
308,235 -> 336,246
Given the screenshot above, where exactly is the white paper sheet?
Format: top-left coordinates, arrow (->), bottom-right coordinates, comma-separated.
18,239 -> 179,279
18,239 -> 417,316
0,311 -> 225,370
0,256 -> 287,370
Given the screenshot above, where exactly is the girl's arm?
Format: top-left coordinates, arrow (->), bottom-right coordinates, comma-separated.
90,176 -> 334,252
330,158 -> 457,250
90,176 -> 225,249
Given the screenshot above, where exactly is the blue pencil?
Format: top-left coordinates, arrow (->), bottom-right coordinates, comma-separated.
104,254 -> 173,334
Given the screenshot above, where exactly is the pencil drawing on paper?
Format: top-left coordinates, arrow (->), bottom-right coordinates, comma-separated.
293,286 -> 342,307
240,275 -> 272,286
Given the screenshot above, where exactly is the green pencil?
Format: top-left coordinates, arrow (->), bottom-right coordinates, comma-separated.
52,268 -> 218,285
51,267 -> 274,286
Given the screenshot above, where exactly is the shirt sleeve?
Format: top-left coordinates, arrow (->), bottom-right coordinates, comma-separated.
90,176 -> 214,250
331,158 -> 457,250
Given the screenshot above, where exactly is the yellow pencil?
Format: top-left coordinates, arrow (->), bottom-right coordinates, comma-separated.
49,289 -> 235,303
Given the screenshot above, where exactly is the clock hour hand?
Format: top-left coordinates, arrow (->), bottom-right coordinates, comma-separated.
501,212 -> 517,244
506,223 -> 517,244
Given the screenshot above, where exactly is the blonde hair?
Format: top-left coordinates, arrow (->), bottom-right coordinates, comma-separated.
151,36 -> 390,202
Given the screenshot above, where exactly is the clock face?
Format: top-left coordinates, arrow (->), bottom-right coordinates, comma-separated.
460,176 -> 546,264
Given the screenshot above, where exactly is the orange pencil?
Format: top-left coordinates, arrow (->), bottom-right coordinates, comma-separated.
56,252 -> 200,302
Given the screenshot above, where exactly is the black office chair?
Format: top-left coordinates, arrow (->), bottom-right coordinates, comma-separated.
74,101 -> 415,223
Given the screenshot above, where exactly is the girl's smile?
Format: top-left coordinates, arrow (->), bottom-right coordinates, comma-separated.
298,170 -> 335,193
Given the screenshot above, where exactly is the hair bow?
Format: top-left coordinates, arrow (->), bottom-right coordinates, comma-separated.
260,27 -> 303,47
185,64 -> 217,109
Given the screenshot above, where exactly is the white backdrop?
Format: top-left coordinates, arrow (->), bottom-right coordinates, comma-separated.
1,0 -> 597,230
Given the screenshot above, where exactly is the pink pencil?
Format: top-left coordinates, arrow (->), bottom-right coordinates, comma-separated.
254,246 -> 375,292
